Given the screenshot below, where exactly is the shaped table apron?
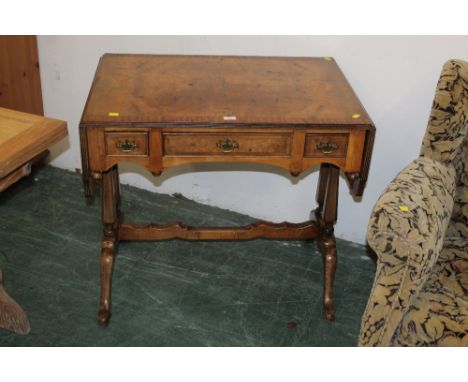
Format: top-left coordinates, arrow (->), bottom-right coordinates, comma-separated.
84,126 -> 368,178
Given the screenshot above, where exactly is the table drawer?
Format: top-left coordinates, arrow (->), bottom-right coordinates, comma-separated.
105,132 -> 149,156
163,133 -> 292,156
304,133 -> 348,157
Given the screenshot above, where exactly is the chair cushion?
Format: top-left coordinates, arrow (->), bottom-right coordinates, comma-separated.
393,237 -> 468,346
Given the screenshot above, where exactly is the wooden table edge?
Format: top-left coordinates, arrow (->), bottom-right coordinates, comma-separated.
0,117 -> 68,178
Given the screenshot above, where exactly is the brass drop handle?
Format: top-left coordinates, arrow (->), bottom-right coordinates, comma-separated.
316,142 -> 338,154
216,139 -> 239,153
116,139 -> 138,152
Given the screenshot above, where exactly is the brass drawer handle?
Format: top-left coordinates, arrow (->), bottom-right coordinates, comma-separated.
316,142 -> 338,154
216,139 -> 239,153
116,139 -> 138,152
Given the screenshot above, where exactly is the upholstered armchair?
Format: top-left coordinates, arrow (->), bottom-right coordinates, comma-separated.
359,60 -> 467,346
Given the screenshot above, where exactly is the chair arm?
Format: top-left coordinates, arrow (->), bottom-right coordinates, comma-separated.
359,157 -> 456,346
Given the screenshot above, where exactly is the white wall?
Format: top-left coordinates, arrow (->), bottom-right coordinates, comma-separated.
37,36 -> 468,244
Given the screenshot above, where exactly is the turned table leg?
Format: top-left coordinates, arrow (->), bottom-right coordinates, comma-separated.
97,165 -> 120,326
315,164 -> 339,321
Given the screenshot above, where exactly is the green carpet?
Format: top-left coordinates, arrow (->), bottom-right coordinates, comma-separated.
0,166 -> 376,346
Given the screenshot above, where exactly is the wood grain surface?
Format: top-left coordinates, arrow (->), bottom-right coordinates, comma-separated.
0,36 -> 43,115
82,54 -> 373,126
0,107 -> 67,177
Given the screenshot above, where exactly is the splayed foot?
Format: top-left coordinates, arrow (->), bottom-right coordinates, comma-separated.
0,269 -> 30,335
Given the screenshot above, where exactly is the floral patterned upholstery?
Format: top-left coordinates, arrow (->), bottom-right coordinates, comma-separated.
359,60 -> 468,346
421,60 -> 468,240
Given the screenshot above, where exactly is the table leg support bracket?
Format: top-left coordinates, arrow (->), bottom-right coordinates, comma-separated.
119,220 -> 319,241
97,163 -> 342,326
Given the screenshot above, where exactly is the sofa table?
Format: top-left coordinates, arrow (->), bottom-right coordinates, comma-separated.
79,54 -> 375,326
0,107 -> 67,334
